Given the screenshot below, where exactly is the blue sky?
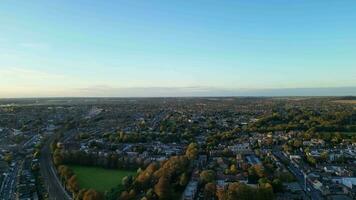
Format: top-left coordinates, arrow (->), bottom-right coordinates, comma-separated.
0,0 -> 355,97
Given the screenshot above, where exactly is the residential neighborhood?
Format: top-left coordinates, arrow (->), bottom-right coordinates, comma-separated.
0,97 -> 355,200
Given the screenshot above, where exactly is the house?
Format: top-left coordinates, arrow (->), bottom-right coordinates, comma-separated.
245,155 -> 261,165
216,179 -> 227,191
284,182 -> 303,193
332,177 -> 356,189
289,155 -> 301,160
227,143 -> 251,154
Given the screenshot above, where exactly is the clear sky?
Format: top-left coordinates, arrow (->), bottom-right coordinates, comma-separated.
1,0 -> 355,97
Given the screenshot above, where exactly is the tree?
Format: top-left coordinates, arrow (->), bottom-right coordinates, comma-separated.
33,151 -> 40,158
227,182 -> 253,200
68,175 -> 79,196
53,154 -> 63,166
179,173 -> 189,186
292,140 -> 302,148
137,163 -> 157,189
58,165 -> 73,182
320,151 -> 329,162
154,176 -> 170,200
204,182 -> 216,200
122,176 -> 133,190
83,189 -> 103,200
185,143 -> 198,160
277,171 -> 295,182
258,177 -> 270,186
253,165 -> 265,178
51,139 -> 58,152
306,155 -> 317,166
200,170 -> 215,184
75,189 -> 87,200
146,188 -> 155,199
53,148 -> 64,166
282,144 -> 291,152
128,189 -> 136,199
257,183 -> 274,200
272,179 -> 283,193
229,164 -> 237,174
216,188 -> 227,200
120,191 -> 130,200
4,153 -> 12,164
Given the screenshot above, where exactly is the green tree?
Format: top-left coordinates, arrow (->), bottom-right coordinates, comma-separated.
272,179 -> 283,193
4,153 -> 12,164
229,164 -> 238,174
257,183 -> 274,200
122,176 -> 133,190
179,173 -> 189,186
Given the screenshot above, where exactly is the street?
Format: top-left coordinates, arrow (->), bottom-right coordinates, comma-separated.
273,151 -> 323,200
0,161 -> 19,200
39,136 -> 72,200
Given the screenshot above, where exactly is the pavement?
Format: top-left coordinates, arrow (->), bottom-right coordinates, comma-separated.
39,136 -> 72,200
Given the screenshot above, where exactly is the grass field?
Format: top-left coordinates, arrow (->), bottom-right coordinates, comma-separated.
69,165 -> 136,192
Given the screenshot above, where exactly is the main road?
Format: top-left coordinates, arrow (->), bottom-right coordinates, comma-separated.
39,135 -> 72,200
273,150 -> 322,200
0,161 -> 19,200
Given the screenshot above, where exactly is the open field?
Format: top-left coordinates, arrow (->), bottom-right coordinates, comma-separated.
332,100 -> 356,104
69,165 -> 136,192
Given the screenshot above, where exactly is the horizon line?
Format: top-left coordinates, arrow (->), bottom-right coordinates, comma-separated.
1,86 -> 355,99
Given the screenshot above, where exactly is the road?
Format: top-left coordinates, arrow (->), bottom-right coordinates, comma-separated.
40,135 -> 72,200
273,151 -> 323,200
0,161 -> 19,200
0,133 -> 42,200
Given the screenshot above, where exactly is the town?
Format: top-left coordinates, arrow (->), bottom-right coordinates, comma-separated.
0,97 -> 355,200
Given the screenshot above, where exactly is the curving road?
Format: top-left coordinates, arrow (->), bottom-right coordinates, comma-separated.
40,135 -> 72,200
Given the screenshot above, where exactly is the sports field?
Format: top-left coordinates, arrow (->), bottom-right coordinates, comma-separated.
69,165 -> 136,192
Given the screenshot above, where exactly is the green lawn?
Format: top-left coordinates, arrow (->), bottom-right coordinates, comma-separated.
69,165 -> 136,192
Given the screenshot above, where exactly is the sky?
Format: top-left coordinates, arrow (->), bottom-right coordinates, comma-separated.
0,0 -> 355,97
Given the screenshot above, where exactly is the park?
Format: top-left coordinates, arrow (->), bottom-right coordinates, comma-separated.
69,165 -> 136,192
